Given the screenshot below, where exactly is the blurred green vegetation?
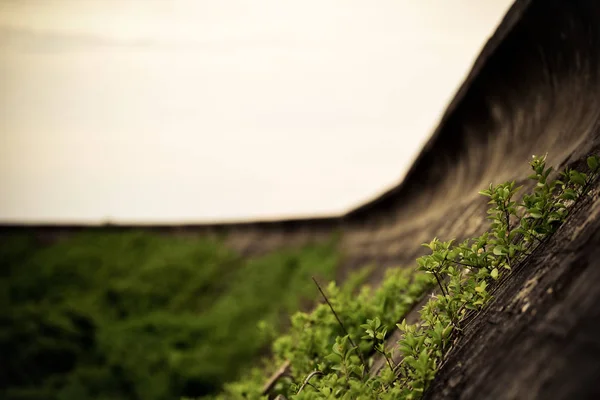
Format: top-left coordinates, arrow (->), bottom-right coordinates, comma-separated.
0,231 -> 339,399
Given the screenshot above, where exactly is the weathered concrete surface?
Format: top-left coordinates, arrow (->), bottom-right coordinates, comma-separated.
339,0 -> 600,278
4,0 -> 599,280
424,174 -> 600,400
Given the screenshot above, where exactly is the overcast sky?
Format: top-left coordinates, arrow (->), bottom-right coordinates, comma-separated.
0,0 -> 514,223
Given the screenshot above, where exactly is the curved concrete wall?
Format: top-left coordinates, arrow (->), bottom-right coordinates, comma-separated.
340,0 -> 600,275
3,0 -> 600,279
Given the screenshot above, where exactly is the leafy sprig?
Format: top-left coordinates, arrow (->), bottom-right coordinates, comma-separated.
214,153 -> 599,400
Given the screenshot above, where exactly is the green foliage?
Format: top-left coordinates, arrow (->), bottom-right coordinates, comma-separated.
215,153 -> 599,400
215,268 -> 434,400
1,231 -> 339,399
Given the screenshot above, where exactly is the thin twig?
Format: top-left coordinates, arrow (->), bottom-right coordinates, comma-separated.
382,352 -> 396,372
432,272 -> 447,297
261,360 -> 292,395
312,276 -> 368,373
297,370 -> 324,394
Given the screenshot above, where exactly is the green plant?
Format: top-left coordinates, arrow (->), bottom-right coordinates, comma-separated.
361,317 -> 394,373
214,268 -> 433,400
479,180 -> 522,269
1,232 -> 340,399
213,153 -> 599,400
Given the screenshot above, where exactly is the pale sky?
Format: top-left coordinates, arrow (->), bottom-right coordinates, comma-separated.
0,0 -> 514,223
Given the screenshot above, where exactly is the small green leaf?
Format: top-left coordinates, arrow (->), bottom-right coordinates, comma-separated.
490,268 -> 499,280
560,191 -> 575,201
587,155 -> 599,171
493,246 -> 507,256
529,210 -> 543,219
570,171 -> 587,186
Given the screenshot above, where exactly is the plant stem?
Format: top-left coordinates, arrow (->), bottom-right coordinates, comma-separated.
432,272 -> 447,297
504,203 -> 512,269
296,370 -> 324,394
312,276 -> 368,374
376,347 -> 396,372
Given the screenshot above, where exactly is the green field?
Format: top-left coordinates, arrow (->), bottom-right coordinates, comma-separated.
1,231 -> 340,399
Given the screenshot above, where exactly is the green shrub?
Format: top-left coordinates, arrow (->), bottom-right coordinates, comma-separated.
1,231 -> 340,399
215,153 -> 600,400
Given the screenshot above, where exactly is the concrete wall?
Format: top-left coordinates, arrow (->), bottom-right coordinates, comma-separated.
3,0 -> 600,282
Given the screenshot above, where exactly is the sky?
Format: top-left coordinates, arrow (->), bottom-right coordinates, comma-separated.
0,0 -> 515,224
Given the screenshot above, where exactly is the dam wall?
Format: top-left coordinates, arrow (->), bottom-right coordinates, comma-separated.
3,0 -> 600,280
